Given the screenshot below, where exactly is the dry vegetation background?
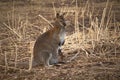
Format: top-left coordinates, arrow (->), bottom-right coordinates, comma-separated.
0,0 -> 120,80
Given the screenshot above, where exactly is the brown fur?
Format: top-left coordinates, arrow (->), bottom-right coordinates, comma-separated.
32,13 -> 66,67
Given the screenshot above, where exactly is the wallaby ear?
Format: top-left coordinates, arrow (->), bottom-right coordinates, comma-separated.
56,12 -> 66,18
56,13 -> 60,18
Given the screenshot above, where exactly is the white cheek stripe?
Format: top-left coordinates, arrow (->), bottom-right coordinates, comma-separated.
60,32 -> 66,44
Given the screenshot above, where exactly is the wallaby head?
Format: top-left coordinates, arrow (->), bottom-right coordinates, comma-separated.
52,13 -> 66,28
56,13 -> 66,27
31,13 -> 67,69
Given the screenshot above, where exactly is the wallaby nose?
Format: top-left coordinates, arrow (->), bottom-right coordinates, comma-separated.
63,22 -> 66,26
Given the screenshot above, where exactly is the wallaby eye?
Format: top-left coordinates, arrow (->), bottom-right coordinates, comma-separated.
60,20 -> 66,26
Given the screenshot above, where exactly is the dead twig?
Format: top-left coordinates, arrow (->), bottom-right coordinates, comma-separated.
3,23 -> 22,38
38,14 -> 54,28
4,51 -> 8,73
67,50 -> 80,62
0,64 -> 29,72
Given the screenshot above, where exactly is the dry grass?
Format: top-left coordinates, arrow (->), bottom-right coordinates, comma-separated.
0,0 -> 120,80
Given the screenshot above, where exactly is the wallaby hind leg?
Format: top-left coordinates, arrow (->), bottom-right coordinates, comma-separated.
49,57 -> 59,65
44,53 -> 53,67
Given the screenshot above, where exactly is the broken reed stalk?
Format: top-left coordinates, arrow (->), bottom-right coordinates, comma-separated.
81,0 -> 89,43
82,14 -> 85,41
3,23 -> 22,39
81,47 -> 89,57
113,13 -> 116,33
4,51 -> 8,72
68,50 -> 80,62
29,56 -> 33,71
52,2 -> 56,17
15,44 -> 18,68
38,14 -> 54,28
29,41 -> 34,71
74,0 -> 81,46
106,3 -> 113,28
0,65 -> 29,72
12,2 -> 15,29
96,17 -> 99,41
0,42 -> 2,54
22,13 -> 28,39
98,0 -> 109,40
